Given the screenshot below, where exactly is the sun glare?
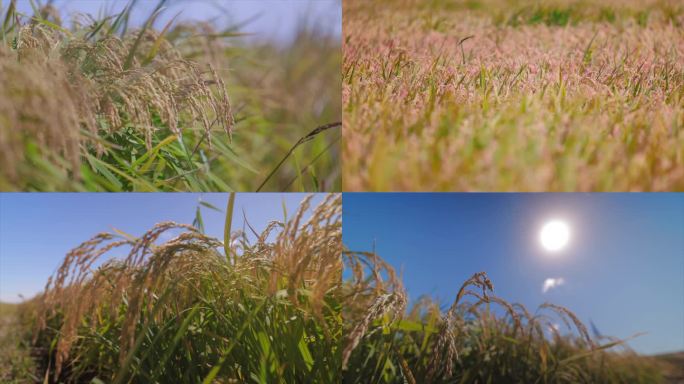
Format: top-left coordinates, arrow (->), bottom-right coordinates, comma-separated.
540,220 -> 570,252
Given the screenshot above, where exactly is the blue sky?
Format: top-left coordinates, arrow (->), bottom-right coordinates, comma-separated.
0,193 -> 324,303
12,0 -> 341,43
343,193 -> 684,355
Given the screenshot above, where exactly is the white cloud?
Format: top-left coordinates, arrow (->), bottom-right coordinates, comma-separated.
542,277 -> 565,293
547,322 -> 561,334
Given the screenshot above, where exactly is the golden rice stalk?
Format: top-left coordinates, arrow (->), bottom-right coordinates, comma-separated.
33,194 -> 340,378
341,249 -> 407,369
541,302 -> 594,348
0,23 -> 234,184
427,271 -> 495,380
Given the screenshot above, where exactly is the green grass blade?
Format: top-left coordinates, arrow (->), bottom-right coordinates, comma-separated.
224,192 -> 235,263
123,0 -> 167,70
256,121 -> 340,192
151,304 -> 201,379
130,134 -> 177,170
199,200 -> 222,212
143,10 -> 180,65
112,286 -> 177,384
201,301 -> 267,384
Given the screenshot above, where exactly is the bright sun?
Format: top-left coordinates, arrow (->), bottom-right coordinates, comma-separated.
540,220 -> 570,252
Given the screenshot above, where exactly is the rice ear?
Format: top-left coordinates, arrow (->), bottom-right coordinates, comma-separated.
1,23 -> 233,184
34,194 -> 341,378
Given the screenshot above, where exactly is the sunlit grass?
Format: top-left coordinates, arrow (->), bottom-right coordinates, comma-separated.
343,0 -> 683,191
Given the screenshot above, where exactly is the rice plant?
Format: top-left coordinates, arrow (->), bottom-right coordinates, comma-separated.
0,0 -> 341,191
343,0 -> 684,191
7,194 -> 342,382
341,249 -> 676,383
1,195 -> 682,382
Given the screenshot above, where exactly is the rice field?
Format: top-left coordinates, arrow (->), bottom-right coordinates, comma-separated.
343,0 -> 684,191
1,194 -> 342,382
1,0 -> 682,382
1,194 -> 682,382
341,249 -> 683,383
0,0 -> 341,192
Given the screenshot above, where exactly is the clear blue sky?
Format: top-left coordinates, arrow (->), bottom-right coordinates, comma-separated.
343,193 -> 684,355
0,193 -> 325,303
13,0 -> 341,43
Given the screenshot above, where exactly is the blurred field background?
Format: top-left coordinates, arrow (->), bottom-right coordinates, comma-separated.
343,0 -> 683,191
0,0 -> 341,191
